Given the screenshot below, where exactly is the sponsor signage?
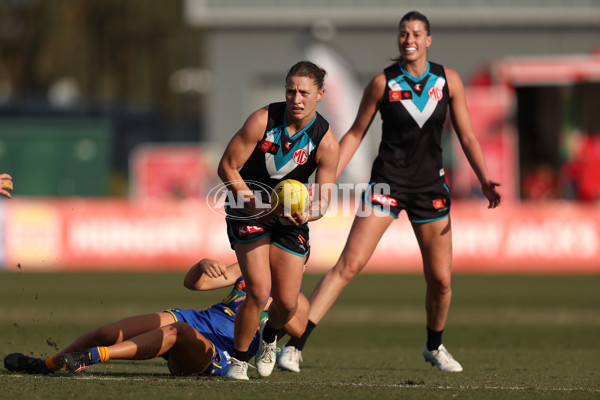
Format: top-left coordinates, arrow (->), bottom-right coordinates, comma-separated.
1,199 -> 598,273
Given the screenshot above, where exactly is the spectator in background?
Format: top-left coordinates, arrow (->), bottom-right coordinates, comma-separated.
1,173 -> 13,198
522,163 -> 558,200
574,136 -> 600,201
560,135 -> 600,201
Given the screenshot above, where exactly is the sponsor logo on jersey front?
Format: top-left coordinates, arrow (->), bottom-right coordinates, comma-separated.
293,149 -> 308,165
428,86 -> 443,101
388,72 -> 446,128
263,125 -> 316,179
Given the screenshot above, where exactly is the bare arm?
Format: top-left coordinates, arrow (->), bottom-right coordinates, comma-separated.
282,128 -> 340,226
186,258 -> 308,336
446,67 -> 501,209
306,129 -> 340,223
183,258 -> 242,291
217,107 -> 270,212
336,73 -> 386,178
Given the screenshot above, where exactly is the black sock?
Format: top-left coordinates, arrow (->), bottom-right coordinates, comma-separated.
426,327 -> 443,351
261,320 -> 278,343
284,320 -> 316,351
232,349 -> 249,362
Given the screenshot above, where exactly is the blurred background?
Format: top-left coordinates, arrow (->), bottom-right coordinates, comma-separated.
0,0 -> 599,273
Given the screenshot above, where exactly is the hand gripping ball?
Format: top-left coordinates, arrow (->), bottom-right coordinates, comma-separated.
270,179 -> 309,216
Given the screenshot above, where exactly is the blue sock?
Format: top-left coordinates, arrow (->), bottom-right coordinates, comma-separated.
90,347 -> 102,364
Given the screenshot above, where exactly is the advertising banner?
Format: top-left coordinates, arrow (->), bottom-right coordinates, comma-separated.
1,199 -> 599,273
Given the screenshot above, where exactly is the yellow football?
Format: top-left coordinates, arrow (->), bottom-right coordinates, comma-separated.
270,179 -> 309,217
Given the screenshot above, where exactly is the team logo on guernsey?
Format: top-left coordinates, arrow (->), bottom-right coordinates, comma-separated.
388,67 -> 446,128
371,193 -> 398,207
238,225 -> 264,237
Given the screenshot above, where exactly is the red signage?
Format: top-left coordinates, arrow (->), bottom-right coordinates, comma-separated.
2,199 -> 599,274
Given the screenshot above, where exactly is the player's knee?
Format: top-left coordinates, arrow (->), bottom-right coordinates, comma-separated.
335,258 -> 365,282
273,295 -> 298,316
427,275 -> 451,296
92,326 -> 121,345
170,321 -> 195,339
244,286 -> 271,309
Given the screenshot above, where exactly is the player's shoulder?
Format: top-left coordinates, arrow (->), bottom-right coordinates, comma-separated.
242,105 -> 270,133
363,72 -> 387,101
250,105 -> 270,119
431,61 -> 458,82
372,71 -> 387,85
383,61 -> 400,74
319,128 -> 340,152
440,65 -> 464,96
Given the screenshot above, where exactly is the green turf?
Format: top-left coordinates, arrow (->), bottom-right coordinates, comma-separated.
1,271 -> 599,400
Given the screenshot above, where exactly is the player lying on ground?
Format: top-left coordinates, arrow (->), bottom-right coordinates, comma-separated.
3,258 -> 309,377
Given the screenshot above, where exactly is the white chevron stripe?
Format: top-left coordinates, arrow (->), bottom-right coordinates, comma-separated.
399,77 -> 446,128
265,141 -> 315,179
388,77 -> 446,128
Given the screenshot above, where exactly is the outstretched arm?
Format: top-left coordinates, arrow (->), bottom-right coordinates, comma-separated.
446,67 -> 501,209
336,73 -> 385,178
184,259 -> 242,291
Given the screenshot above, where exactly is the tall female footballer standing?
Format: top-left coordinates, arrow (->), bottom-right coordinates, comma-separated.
278,11 -> 501,373
217,61 -> 339,380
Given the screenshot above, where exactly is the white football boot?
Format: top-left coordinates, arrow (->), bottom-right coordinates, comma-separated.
225,357 -> 250,380
277,346 -> 302,372
255,319 -> 278,377
423,342 -> 463,372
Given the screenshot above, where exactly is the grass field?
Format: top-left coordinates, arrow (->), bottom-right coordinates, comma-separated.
1,270 -> 599,400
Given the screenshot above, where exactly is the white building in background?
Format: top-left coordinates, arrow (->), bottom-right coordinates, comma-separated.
183,0 -> 600,185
